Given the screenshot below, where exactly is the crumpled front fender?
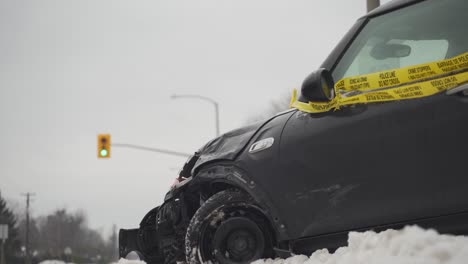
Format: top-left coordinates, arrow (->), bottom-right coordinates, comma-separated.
192,164 -> 290,241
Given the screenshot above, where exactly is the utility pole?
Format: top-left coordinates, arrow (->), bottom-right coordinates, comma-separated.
111,224 -> 118,261
21,193 -> 35,264
367,0 -> 380,12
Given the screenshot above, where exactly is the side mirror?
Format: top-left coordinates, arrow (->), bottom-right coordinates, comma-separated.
301,68 -> 335,102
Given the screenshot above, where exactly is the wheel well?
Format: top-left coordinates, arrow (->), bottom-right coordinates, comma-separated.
185,189 -> 279,262
193,183 -> 278,249
204,182 -> 238,198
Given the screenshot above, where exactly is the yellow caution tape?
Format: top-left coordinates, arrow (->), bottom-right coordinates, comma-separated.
335,52 -> 468,92
291,52 -> 468,114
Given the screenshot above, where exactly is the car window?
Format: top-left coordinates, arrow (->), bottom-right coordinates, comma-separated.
343,39 -> 449,78
332,0 -> 468,83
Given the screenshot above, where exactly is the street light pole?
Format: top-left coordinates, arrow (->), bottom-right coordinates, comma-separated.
367,0 -> 380,12
171,94 -> 220,137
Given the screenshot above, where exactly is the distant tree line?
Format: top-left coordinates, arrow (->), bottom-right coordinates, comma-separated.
0,192 -> 22,264
0,191 -> 118,264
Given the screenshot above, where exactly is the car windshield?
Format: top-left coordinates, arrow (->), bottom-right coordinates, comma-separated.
331,0 -> 468,84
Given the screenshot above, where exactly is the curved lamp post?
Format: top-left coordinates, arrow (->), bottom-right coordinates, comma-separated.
171,94 -> 220,137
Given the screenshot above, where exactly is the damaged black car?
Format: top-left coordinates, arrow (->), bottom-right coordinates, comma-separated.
119,0 -> 468,263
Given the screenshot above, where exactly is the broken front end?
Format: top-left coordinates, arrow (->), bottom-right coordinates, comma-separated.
119,177 -> 198,264
118,113 -> 294,264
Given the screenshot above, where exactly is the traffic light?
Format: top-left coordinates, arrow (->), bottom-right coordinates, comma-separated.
97,134 -> 111,158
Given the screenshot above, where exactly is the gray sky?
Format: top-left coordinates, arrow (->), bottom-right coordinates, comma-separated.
0,0 -> 391,233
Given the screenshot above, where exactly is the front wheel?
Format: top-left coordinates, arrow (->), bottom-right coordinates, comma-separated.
185,190 -> 275,264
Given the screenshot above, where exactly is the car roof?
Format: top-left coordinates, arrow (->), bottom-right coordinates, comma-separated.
363,0 -> 425,18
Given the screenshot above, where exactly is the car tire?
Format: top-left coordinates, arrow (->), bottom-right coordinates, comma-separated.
185,189 -> 275,264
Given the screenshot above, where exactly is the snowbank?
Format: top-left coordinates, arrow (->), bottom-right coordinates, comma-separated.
253,226 -> 468,264
114,258 -> 146,264
38,261 -> 67,264
114,226 -> 468,264
37,261 -> 76,264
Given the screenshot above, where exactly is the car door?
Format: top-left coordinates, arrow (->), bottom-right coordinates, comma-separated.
274,92 -> 468,239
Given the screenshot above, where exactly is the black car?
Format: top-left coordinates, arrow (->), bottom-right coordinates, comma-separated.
119,0 -> 468,263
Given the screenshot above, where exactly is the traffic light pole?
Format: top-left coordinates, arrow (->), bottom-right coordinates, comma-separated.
112,143 -> 191,158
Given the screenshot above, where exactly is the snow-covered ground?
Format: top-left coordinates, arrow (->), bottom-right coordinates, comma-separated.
114,226 -> 468,264
254,226 -> 468,264
39,261 -> 67,264
114,259 -> 146,264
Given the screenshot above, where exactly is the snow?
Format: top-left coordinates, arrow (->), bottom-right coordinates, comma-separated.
114,259 -> 146,264
253,226 -> 468,264
38,261 -> 67,264
210,210 -> 226,227
114,226 -> 468,264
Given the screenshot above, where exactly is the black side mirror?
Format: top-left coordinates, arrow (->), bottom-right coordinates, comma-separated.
301,68 -> 335,102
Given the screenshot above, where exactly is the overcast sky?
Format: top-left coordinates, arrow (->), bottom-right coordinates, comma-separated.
0,0 -> 392,233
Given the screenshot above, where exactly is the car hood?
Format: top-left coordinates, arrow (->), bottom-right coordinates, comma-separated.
192,109 -> 295,172
192,121 -> 263,171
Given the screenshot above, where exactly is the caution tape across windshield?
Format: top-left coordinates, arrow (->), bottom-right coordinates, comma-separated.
291,52 -> 468,113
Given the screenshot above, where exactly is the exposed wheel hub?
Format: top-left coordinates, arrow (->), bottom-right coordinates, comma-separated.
227,230 -> 254,259
212,217 -> 265,263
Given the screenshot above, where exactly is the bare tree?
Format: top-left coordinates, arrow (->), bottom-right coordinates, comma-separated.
16,208 -> 111,263
0,192 -> 21,264
246,91 -> 292,124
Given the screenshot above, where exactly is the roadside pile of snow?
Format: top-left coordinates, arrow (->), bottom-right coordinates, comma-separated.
38,261 -> 67,264
114,259 -> 146,264
253,226 -> 468,264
